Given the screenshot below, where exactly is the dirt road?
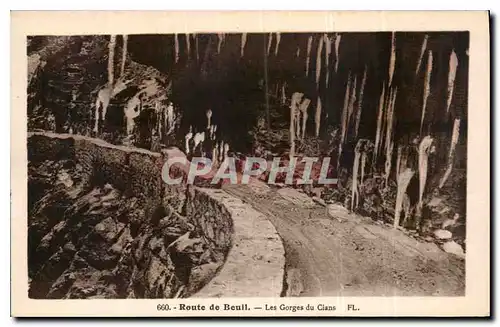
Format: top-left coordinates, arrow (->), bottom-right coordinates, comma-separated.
223,183 -> 465,297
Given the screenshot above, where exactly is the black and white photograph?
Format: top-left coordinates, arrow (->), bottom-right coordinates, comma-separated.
11,11 -> 490,317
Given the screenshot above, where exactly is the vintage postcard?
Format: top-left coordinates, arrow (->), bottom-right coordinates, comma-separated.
11,11 -> 490,317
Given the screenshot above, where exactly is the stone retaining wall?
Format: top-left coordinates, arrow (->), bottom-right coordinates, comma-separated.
27,131 -> 285,297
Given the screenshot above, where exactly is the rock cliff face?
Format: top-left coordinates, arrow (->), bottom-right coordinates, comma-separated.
27,133 -> 229,299
27,32 -> 468,256
28,36 -> 173,148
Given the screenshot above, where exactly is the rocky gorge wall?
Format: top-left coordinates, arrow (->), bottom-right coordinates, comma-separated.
27,34 -> 469,237
27,131 -> 285,298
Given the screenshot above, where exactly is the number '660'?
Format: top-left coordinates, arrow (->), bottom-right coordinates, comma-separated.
157,304 -> 170,311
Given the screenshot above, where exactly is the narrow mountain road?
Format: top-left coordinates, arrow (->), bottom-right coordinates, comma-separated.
222,183 -> 465,297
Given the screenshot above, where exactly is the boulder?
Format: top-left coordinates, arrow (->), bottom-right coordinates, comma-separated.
433,229 -> 452,240
327,203 -> 349,218
442,241 -> 465,259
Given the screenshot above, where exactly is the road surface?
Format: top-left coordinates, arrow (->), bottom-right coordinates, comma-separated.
223,183 -> 465,297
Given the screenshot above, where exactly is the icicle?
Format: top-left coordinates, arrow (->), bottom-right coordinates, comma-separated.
420,50 -> 433,134
396,144 -> 402,179
174,34 -> 179,63
351,142 -> 361,211
124,95 -> 141,135
384,141 -> 394,188
156,102 -> 162,137
212,142 -> 219,167
293,113 -> 302,140
339,71 -> 352,164
439,118 -> 461,188
314,96 -> 322,137
383,88 -> 393,154
186,33 -> 191,59
360,152 -> 367,186
383,87 -> 397,187
390,88 -> 398,136
300,98 -> 311,140
315,36 -> 323,88
417,136 -> 434,219
334,33 -> 341,73
111,79 -> 127,97
213,141 -> 219,163
379,93 -> 388,156
93,96 -> 100,133
374,84 -> 386,162
209,125 -> 216,139
185,126 -> 193,155
290,93 -> 298,158
347,75 -> 358,126
311,36 -> 324,138
351,140 -> 372,211
306,36 -> 313,77
446,49 -> 459,114
120,35 -> 128,78
388,32 -> 396,87
290,92 -> 303,139
217,33 -> 225,54
241,33 -> 247,58
415,34 -> 428,75
384,87 -> 397,155
296,46 -> 300,58
223,143 -> 230,161
94,87 -> 112,134
267,33 -> 273,56
396,145 -> 411,195
108,35 -> 116,87
281,83 -> 286,105
194,132 -> 205,152
165,103 -> 175,135
400,146 -> 408,176
340,73 -> 351,144
291,92 -> 303,111
206,109 -> 212,129
401,194 -> 411,226
165,103 -> 171,131
295,114 -> 301,140
195,33 -> 199,61
354,66 -> 368,138
295,109 -> 301,140
275,32 -> 281,56
324,34 -> 332,86
394,168 -> 415,228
